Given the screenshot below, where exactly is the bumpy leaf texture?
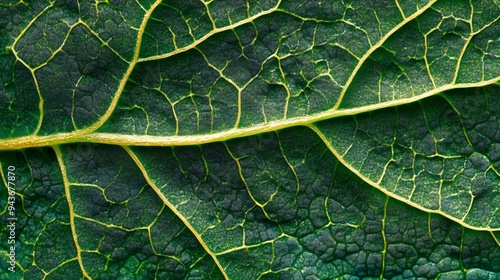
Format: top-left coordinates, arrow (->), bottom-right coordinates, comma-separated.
2,0 -> 500,279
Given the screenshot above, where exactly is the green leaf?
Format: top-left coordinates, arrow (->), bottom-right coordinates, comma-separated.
314,86 -> 500,229
1,146 -> 223,279
2,0 -> 500,279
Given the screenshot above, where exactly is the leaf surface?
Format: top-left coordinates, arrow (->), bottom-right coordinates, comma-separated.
2,0 -> 500,279
314,86 -> 500,230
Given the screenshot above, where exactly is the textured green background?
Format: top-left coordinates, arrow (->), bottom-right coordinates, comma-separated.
2,0 -> 500,279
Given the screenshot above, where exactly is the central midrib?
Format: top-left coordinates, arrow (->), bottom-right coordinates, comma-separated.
0,78 -> 498,151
